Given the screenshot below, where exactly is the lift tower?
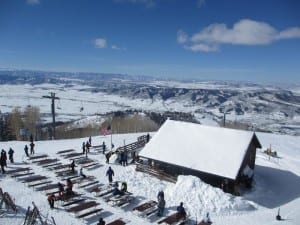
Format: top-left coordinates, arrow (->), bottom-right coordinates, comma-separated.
42,92 -> 59,139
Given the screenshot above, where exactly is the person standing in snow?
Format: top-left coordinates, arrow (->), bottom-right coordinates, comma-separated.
82,142 -> 86,154
8,148 -> 14,163
89,136 -> 92,145
157,190 -> 164,201
24,145 -> 29,157
70,160 -> 76,173
0,150 -> 6,173
2,150 -> 7,167
30,141 -> 35,155
86,141 -> 91,153
146,133 -> 150,143
157,194 -> 165,216
47,194 -> 55,209
105,152 -> 111,164
106,166 -> 114,183
66,178 -> 73,195
177,202 -> 187,219
102,141 -> 106,154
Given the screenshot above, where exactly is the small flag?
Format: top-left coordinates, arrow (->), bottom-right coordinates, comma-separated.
102,125 -> 111,135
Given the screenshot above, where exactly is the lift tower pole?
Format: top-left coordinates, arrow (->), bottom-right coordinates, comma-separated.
43,92 -> 59,139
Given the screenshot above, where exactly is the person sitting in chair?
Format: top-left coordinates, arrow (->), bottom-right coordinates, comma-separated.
79,167 -> 86,178
112,186 -> 122,196
120,182 -> 127,193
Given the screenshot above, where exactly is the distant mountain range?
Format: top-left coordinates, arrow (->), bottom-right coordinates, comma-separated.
0,69 -> 299,135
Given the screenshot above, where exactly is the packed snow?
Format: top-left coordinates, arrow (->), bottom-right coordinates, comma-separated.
140,120 -> 259,179
0,131 -> 299,225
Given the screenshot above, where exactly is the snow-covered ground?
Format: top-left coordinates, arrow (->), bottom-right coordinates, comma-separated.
0,131 -> 299,225
1,83 -> 299,135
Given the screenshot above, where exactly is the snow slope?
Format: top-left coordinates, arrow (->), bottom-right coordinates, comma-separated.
0,131 -> 299,225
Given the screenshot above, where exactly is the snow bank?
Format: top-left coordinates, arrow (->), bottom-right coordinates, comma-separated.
165,176 -> 257,219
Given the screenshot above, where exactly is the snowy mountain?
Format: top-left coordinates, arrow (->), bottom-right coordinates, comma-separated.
0,69 -> 299,135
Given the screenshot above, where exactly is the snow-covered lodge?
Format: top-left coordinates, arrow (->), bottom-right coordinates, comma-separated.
139,120 -> 262,194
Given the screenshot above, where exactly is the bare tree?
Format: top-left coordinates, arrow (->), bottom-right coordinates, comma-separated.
23,106 -> 41,139
8,107 -> 23,140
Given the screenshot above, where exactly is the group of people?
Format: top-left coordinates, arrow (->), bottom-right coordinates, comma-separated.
70,160 -> 87,178
24,141 -> 35,157
47,178 -> 74,209
119,151 -> 128,166
0,148 -> 15,173
155,190 -> 211,224
82,137 -> 91,155
156,190 -> 185,218
112,181 -> 127,196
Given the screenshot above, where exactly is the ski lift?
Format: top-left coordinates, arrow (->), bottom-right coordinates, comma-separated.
79,101 -> 84,112
56,99 -> 62,110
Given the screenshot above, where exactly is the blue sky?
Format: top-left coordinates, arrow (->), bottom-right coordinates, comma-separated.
0,0 -> 300,83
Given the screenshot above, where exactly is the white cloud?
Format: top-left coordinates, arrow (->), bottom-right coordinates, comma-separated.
177,30 -> 188,44
95,38 -> 107,48
114,0 -> 155,8
276,27 -> 300,40
179,19 -> 300,52
111,45 -> 127,51
184,43 -> 218,52
26,0 -> 40,4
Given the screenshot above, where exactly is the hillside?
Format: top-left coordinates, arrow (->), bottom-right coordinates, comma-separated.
0,131 -> 299,225
0,70 -> 300,135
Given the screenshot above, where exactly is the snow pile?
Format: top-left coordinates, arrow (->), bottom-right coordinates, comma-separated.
165,176 -> 256,217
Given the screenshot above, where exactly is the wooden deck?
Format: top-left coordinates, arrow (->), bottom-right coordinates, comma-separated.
158,212 -> 185,225
107,219 -> 126,225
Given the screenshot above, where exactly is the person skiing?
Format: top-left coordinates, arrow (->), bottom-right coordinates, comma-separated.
97,217 -> 105,225
106,166 -> 114,183
24,145 -> 29,157
8,148 -> 14,163
30,141 -> 35,155
157,195 -> 165,217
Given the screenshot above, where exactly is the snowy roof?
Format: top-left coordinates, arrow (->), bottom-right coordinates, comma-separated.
139,120 -> 260,180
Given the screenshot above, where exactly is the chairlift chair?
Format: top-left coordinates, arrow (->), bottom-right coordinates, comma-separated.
56,100 -> 62,110
79,101 -> 84,112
